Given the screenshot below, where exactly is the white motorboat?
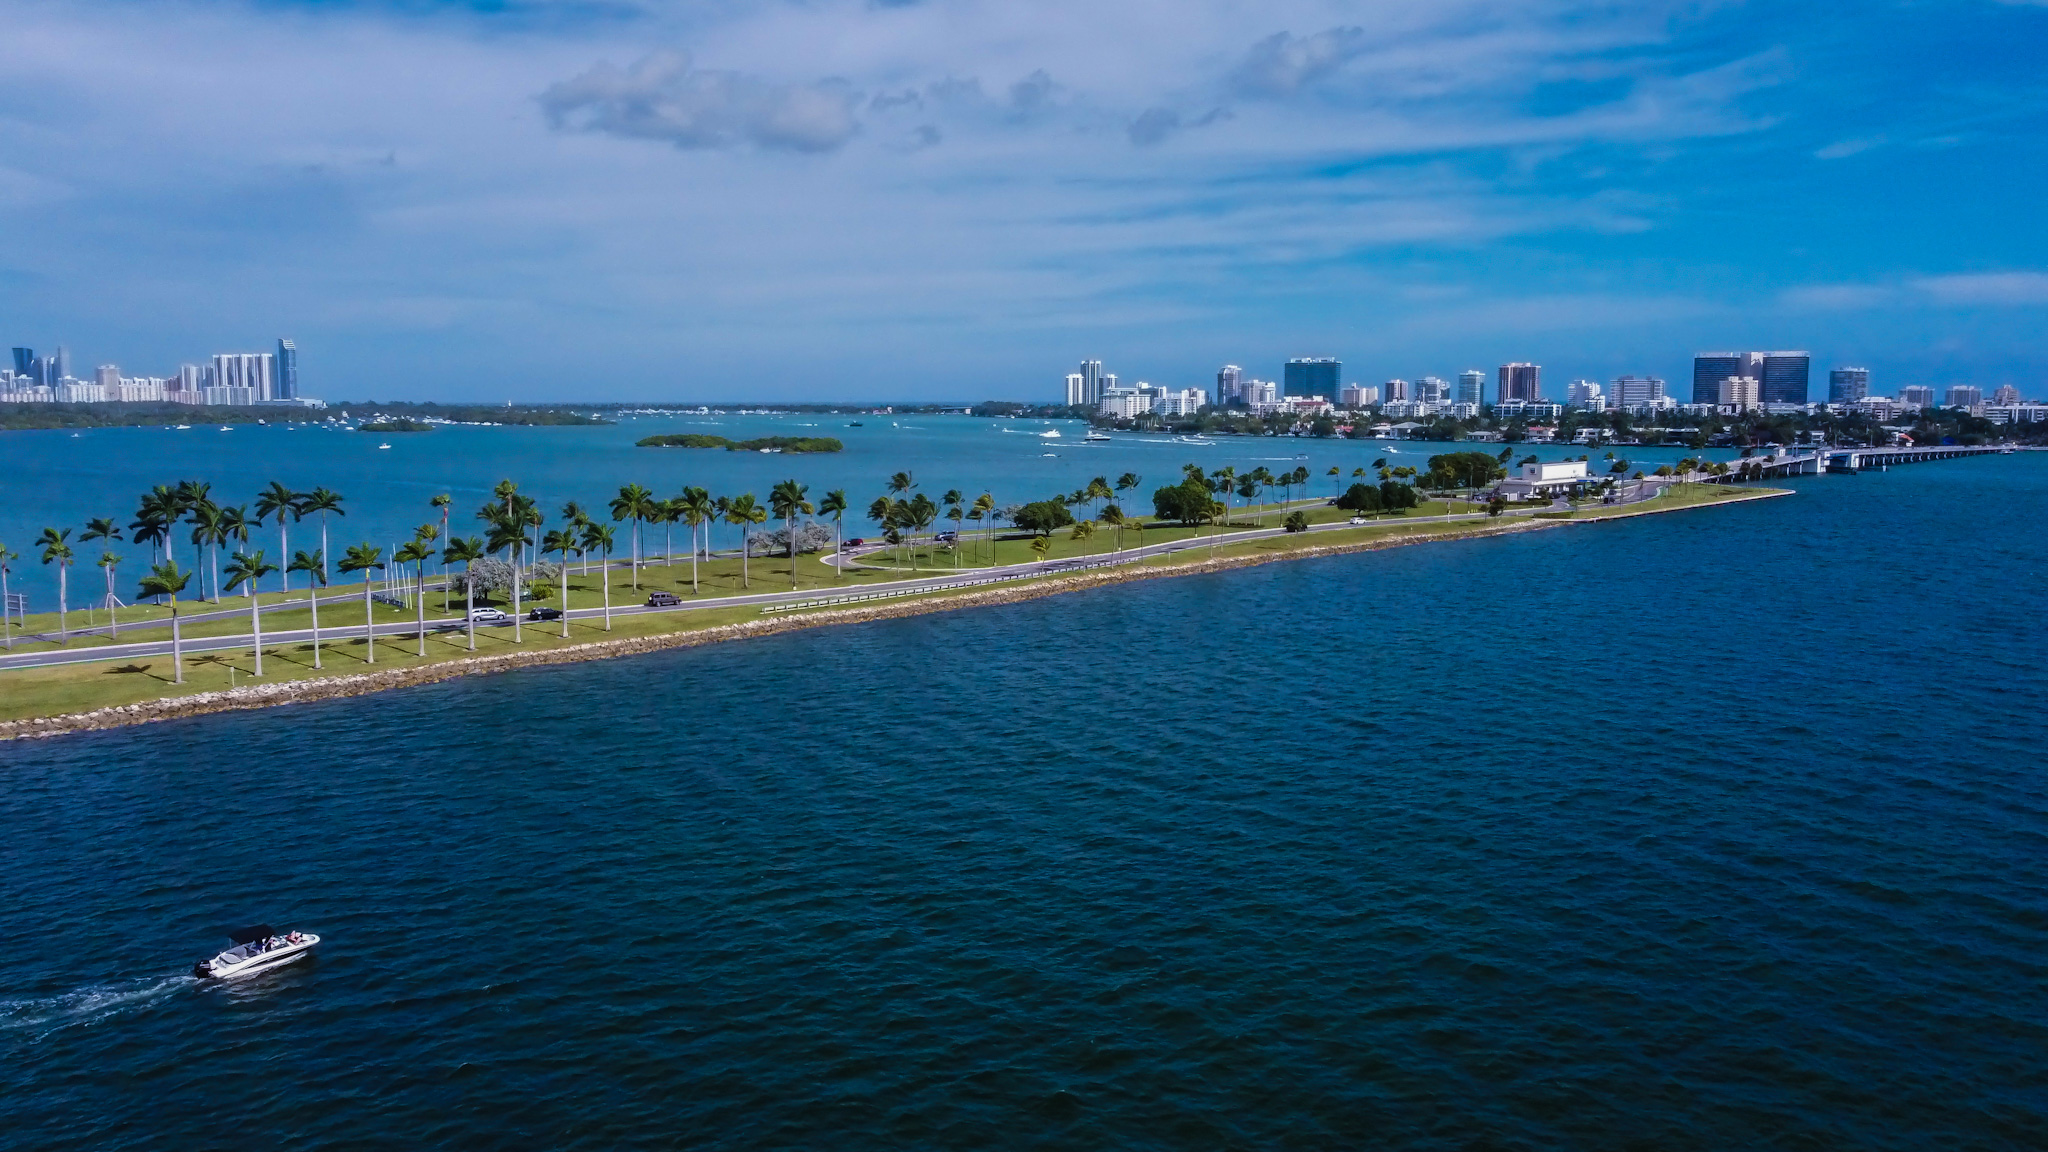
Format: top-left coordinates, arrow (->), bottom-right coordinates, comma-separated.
1039,429 -> 1061,438
1083,430 -> 1112,442
193,924 -> 320,979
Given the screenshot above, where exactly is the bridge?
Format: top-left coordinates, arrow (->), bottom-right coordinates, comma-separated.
1825,444 -> 2012,473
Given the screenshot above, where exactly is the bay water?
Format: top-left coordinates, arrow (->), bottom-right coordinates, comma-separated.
0,434 -> 2043,1148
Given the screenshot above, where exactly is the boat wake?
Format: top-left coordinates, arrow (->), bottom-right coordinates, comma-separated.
0,975 -> 190,1042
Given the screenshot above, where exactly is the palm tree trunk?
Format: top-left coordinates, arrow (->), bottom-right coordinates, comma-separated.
560,565 -> 570,638
789,516 -> 798,589
691,524 -> 700,594
511,544 -> 523,643
2,568 -> 11,651
250,580 -> 263,676
415,561 -> 427,656
741,528 -> 750,588
106,568 -> 119,637
364,576 -> 375,664
465,563 -> 476,651
57,564 -> 67,643
309,584 -> 322,669
601,550 -> 611,630
279,523 -> 290,593
168,601 -> 183,683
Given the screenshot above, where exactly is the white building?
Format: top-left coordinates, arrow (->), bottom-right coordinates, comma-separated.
1497,458 -> 1590,501
1339,383 -> 1379,408
1155,388 -> 1207,417
1414,376 -> 1449,404
1567,379 -> 1605,408
1986,404 -> 2048,424
1717,375 -> 1759,412
1611,375 -> 1666,407
1495,399 -> 1563,422
1991,385 -> 2020,406
1898,385 -> 1936,408
213,352 -> 275,401
1382,378 -> 1409,402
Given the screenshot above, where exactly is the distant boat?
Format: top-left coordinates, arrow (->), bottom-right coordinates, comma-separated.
219,425 -> 232,431
1039,430 -> 1061,439
1083,430 -> 1112,442
174,424 -> 190,429
848,422 -> 863,426
377,442 -> 392,450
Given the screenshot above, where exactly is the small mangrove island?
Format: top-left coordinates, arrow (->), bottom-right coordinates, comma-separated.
359,418 -> 433,433
637,434 -> 844,453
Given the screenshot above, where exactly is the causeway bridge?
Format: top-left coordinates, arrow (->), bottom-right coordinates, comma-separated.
1682,443 -> 2012,482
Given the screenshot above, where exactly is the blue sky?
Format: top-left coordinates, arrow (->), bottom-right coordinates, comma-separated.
1,0 -> 2043,401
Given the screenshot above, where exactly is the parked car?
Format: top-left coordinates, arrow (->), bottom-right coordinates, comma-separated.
468,607 -> 510,624
843,537 -> 866,549
528,606 -> 563,621
935,531 -> 959,543
1348,516 -> 1368,525
646,591 -> 681,607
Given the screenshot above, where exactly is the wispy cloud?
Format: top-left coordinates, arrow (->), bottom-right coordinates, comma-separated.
1913,271 -> 2048,305
540,51 -> 860,152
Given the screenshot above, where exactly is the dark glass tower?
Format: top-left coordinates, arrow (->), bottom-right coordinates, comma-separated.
276,338 -> 299,400
1759,352 -> 1809,404
1283,358 -> 1340,396
10,348 -> 32,377
1693,354 -> 1744,404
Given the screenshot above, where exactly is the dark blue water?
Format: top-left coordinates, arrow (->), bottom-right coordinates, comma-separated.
3,455 -> 2044,1149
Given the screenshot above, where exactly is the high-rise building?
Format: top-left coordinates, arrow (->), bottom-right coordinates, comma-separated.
1759,352 -> 1809,405
1945,385 -> 1983,409
1718,376 -> 1759,411
1215,364 -> 1244,406
1283,357 -> 1340,397
1497,362 -> 1540,403
1567,379 -> 1604,407
1382,379 -> 1409,402
1693,353 -> 1750,404
1899,385 -> 1936,409
1339,383 -> 1379,408
1414,376 -> 1449,404
95,365 -> 120,388
1828,367 -> 1870,405
1456,370 -> 1485,405
212,353 -> 274,401
1065,359 -> 1110,407
1610,375 -> 1666,407
37,356 -> 60,387
275,338 -> 298,401
53,346 -> 70,381
10,348 -> 32,377
1992,385 -> 2020,405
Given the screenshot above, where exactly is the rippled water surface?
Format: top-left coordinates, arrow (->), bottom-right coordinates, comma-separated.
3,454 -> 2045,1149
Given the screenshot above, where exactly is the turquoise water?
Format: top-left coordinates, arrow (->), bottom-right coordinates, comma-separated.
1,440 -> 2043,1148
4,415 -> 1714,609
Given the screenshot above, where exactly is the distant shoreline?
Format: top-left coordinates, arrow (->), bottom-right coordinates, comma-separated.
0,488 -> 1788,742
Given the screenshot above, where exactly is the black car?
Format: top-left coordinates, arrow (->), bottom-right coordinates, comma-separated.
646,591 -> 681,607
528,606 -> 563,621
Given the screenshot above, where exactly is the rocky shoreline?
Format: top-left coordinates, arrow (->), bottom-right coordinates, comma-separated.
0,490 -> 1784,742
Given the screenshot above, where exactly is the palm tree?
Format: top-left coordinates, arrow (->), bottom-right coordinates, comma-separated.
656,497 -> 680,573
36,527 -> 74,642
430,492 -> 451,588
187,503 -> 228,602
95,552 -> 123,636
393,537 -> 434,657
221,549 -> 279,674
581,520 -> 615,630
817,489 -> 848,580
1070,519 -> 1096,555
1100,504 -> 1125,552
971,492 -> 996,565
905,494 -> 937,571
1236,474 -> 1260,524
0,544 -> 15,650
136,560 -> 192,683
1086,476 -> 1112,518
481,506 -> 527,643
886,471 -> 917,569
726,493 -> 766,587
868,495 -> 898,569
561,501 -> 591,572
442,536 -> 486,651
220,505 -> 253,599
676,487 -> 714,593
254,481 -> 301,594
542,527 -> 578,637
288,549 -> 327,668
610,483 -> 657,589
81,517 -> 124,627
769,479 -> 812,589
339,543 -> 385,664
300,487 -> 347,586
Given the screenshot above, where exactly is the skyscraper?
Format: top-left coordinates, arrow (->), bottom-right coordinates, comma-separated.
1759,352 -> 1809,405
1216,364 -> 1244,406
10,348 -> 32,377
1693,353 -> 1749,404
53,346 -> 70,381
1899,385 -> 1935,409
1414,376 -> 1449,403
1456,370 -> 1485,404
1283,357 -> 1340,397
1382,379 -> 1409,402
1611,375 -> 1666,407
276,338 -> 298,401
1945,385 -> 1983,409
213,352 -> 275,400
1497,363 -> 1540,403
1828,367 -> 1870,405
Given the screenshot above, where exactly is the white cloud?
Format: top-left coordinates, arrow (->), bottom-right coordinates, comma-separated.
540,51 -> 860,153
1913,272 -> 2048,305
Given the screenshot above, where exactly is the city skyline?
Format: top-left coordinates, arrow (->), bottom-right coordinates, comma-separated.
0,1 -> 2043,401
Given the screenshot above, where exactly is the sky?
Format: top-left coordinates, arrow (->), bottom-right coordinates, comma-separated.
1,0 -> 2044,402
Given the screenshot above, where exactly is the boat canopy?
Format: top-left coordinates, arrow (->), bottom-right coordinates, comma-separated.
229,924 -> 275,945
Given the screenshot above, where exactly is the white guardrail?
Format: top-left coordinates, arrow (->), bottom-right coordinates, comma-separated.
761,555 -> 1127,614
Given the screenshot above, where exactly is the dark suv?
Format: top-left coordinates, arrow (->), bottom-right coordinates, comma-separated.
528,606 -> 563,621
646,591 -> 681,607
